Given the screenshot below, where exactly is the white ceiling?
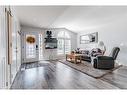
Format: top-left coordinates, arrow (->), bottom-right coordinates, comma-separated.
14,6 -> 69,28
51,6 -> 127,32
14,6 -> 127,33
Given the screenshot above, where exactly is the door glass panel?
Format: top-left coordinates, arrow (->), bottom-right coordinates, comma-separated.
57,38 -> 64,54
39,33 -> 43,60
65,39 -> 71,54
26,34 -> 36,59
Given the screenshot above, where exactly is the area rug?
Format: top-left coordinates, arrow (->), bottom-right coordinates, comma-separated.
21,61 -> 50,69
59,59 -> 122,79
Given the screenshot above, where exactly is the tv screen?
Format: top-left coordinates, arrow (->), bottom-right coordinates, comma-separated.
45,42 -> 57,49
45,38 -> 57,49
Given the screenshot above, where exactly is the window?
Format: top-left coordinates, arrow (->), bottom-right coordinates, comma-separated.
65,39 -> 71,54
57,39 -> 64,54
57,31 -> 71,54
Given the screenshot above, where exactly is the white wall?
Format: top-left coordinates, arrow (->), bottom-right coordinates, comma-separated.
21,26 -> 77,62
21,26 -> 43,62
0,6 -> 21,88
50,6 -> 127,65
77,15 -> 127,65
44,28 -> 77,60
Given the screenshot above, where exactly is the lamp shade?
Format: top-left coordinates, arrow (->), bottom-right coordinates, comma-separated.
98,41 -> 104,46
98,41 -> 106,54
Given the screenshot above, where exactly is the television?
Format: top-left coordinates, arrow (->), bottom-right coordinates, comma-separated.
45,38 -> 57,49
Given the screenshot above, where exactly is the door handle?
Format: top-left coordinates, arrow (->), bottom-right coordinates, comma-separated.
36,45 -> 38,50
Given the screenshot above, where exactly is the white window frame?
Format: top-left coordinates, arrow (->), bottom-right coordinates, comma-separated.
57,31 -> 71,55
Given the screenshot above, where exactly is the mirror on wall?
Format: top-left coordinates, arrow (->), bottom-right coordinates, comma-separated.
80,32 -> 98,44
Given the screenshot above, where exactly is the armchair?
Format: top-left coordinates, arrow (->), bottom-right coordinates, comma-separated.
93,47 -> 120,70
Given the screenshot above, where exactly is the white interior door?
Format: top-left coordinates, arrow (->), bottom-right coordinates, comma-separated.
0,6 -> 6,89
0,6 -> 3,89
23,32 -> 39,63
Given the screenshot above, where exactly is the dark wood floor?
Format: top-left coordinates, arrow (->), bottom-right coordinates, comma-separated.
11,61 -> 127,89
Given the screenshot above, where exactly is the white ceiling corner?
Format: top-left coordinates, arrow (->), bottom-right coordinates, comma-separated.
14,6 -> 127,33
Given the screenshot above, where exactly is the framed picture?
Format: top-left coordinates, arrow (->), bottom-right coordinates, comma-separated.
80,32 -> 98,44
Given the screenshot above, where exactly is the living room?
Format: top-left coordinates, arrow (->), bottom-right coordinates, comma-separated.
0,5 -> 127,90
14,6 -> 127,89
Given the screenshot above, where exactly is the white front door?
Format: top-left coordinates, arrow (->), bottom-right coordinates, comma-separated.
23,32 -> 39,63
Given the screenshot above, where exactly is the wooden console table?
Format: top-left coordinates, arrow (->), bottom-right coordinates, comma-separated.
66,54 -> 83,64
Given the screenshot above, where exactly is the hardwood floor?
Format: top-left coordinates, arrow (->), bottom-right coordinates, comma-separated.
11,61 -> 127,89
101,66 -> 127,89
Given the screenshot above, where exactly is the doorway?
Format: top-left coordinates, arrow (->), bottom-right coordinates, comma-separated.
22,32 -> 43,63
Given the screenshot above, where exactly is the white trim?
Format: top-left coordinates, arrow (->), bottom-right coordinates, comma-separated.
57,31 -> 71,55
